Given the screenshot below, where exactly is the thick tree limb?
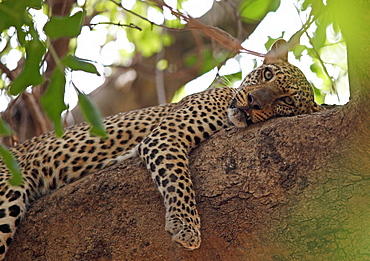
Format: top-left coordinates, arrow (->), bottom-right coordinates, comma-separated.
6,92 -> 370,260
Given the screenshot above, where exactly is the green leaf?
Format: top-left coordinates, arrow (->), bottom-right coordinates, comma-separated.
264,32 -> 285,50
0,2 -> 21,32
293,44 -> 307,60
184,53 -> 197,68
311,83 -> 326,104
28,0 -> 43,9
44,11 -> 85,39
156,59 -> 168,71
0,144 -> 23,186
312,14 -> 329,50
171,85 -> 187,103
9,38 -> 45,95
62,55 -> 101,76
124,3 -> 167,58
0,119 -> 12,137
310,59 -> 332,92
310,61 -> 320,75
184,45 -> 226,71
240,0 -> 281,22
76,89 -> 107,138
41,67 -> 68,137
0,0 -> 42,31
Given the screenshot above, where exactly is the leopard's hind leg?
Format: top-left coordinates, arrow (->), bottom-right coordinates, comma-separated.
0,167 -> 27,260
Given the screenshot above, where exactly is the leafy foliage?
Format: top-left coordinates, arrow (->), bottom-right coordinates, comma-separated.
9,38 -> 45,95
0,0 -> 102,135
75,88 -> 108,138
40,67 -> 68,137
297,0 -> 347,100
0,144 -> 23,186
0,119 -> 12,137
44,11 -> 85,39
240,0 -> 281,22
0,0 -> 44,95
62,55 -> 101,76
0,120 -> 22,186
0,0 -> 103,183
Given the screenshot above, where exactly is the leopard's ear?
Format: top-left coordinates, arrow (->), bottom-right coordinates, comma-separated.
263,39 -> 289,64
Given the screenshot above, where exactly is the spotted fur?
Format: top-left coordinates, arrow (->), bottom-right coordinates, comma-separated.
0,39 -> 323,259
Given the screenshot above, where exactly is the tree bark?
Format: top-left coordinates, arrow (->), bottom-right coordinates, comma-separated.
6,91 -> 370,260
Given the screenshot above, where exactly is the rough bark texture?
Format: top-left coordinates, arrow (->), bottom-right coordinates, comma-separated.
5,92 -> 370,260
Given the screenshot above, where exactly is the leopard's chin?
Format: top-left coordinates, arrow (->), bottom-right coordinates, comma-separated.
227,107 -> 253,127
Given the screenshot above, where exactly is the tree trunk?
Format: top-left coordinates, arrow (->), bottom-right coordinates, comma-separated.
5,91 -> 370,260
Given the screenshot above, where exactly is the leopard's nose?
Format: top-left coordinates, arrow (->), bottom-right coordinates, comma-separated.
247,93 -> 262,110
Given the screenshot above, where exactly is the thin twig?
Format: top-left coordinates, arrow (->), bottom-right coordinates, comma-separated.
155,50 -> 166,105
0,62 -> 14,81
306,32 -> 338,96
109,0 -> 181,31
111,0 -> 265,58
295,8 -> 338,96
224,0 -> 243,42
2,95 -> 20,146
88,21 -> 142,31
21,92 -> 50,135
287,10 -> 315,49
154,0 -> 265,57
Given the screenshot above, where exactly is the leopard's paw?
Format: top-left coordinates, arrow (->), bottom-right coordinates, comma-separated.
165,217 -> 201,250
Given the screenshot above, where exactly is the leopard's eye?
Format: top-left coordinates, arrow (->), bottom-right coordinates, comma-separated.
279,96 -> 294,106
264,68 -> 273,81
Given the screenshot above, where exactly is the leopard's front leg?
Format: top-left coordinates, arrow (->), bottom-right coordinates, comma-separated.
138,118 -> 202,249
138,88 -> 232,249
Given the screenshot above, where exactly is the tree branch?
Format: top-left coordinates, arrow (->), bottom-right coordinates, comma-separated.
88,21 -> 142,31
7,100 -> 370,260
110,0 -> 265,58
0,62 -> 14,81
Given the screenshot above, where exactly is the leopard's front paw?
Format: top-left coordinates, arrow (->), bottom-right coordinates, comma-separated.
165,216 -> 201,250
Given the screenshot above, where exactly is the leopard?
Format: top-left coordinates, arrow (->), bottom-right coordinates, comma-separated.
0,39 -> 323,259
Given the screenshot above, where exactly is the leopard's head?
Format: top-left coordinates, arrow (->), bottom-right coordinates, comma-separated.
228,39 -> 323,127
